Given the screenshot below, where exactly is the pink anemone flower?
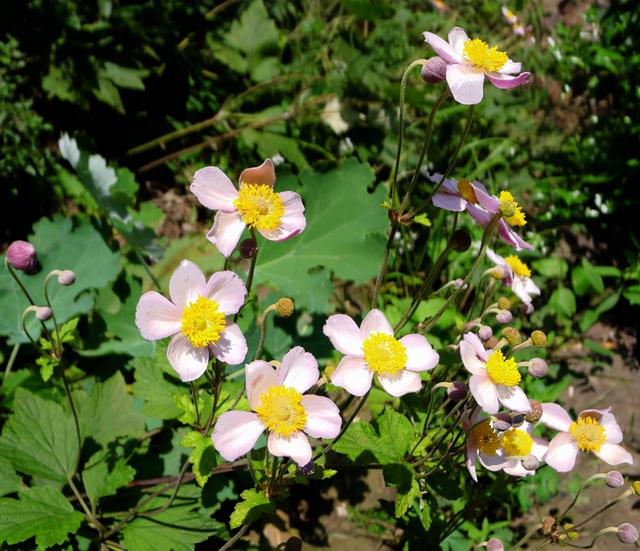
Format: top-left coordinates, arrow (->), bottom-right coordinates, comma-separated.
460,332 -> 531,414
212,347 -> 341,467
430,173 -> 497,213
135,260 -> 248,381
323,309 -> 439,397
486,249 -> 540,313
190,159 -> 306,257
423,26 -> 532,105
540,404 -> 633,473
463,408 -> 504,482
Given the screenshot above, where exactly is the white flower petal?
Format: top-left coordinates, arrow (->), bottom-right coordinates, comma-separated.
278,346 -> 319,394
460,340 -> 486,375
360,309 -> 393,337
245,360 -> 278,411
331,355 -> 373,397
377,370 -> 422,397
167,334 -> 209,381
212,411 -> 264,461
545,432 -> 579,473
302,395 -> 341,439
169,260 -> 206,308
448,27 -> 470,56
210,322 -> 247,366
399,334 -> 439,372
190,166 -> 238,211
446,64 -> 485,105
135,291 -> 181,340
540,403 -> 573,432
267,431 -> 312,467
595,443 -> 633,466
206,211 -> 246,258
496,385 -> 531,413
323,314 -> 364,356
204,271 -> 247,315
469,373 -> 499,414
258,191 -> 306,242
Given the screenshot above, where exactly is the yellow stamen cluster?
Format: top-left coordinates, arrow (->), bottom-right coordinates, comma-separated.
457,179 -> 478,204
501,428 -> 533,458
505,255 -> 531,278
486,349 -> 521,387
569,416 -> 606,453
463,38 -> 508,72
499,191 -> 527,226
181,296 -> 226,348
256,385 -> 308,438
234,183 -> 284,231
471,421 -> 500,455
362,333 -> 407,376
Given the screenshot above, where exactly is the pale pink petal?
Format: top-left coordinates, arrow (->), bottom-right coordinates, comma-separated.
448,27 -> 470,55
360,309 -> 393,337
594,443 -> 633,466
600,413 -> 624,444
399,334 -> 439,372
322,314 -> 364,356
377,370 -> 422,397
463,332 -> 489,361
259,191 -> 306,242
210,322 -> 247,365
212,411 -> 265,461
460,340 -> 486,375
512,278 -> 539,311
499,60 -> 523,74
267,431 -> 312,467
190,166 -> 238,212
239,159 -> 276,188
496,385 -> 531,413
278,346 -> 319,393
474,187 -> 501,212
498,220 -> 533,251
466,203 -> 494,228
486,248 -> 506,268
487,72 -> 532,90
167,334 -> 209,381
432,191 -> 467,211
203,271 -> 247,315
245,360 -> 277,411
428,173 -> 458,194
331,355 -> 373,396
504,461 -> 533,477
302,395 -> 341,438
545,432 -> 579,472
469,373 -> 499,414
479,452 -> 506,471
169,260 -> 206,308
532,437 -> 549,460
466,440 -> 478,482
135,291 -> 181,340
540,403 -> 573,432
446,64 -> 485,105
422,31 -> 462,64
206,211 -> 246,258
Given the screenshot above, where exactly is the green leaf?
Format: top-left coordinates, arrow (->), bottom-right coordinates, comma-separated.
102,62 -> 148,90
82,450 -> 136,506
0,486 -> 84,549
549,286 -> 576,318
225,0 -> 280,56
0,458 -> 22,496
77,372 -> 145,447
230,488 -> 275,529
383,463 -> 420,517
180,432 -> 216,487
94,76 -> 125,113
413,213 -> 431,227
0,389 -> 79,483
255,160 -> 387,313
0,215 -> 121,344
532,258 -> 568,279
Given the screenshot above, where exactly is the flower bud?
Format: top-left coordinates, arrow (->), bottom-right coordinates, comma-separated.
449,229 -> 471,252
501,327 -> 521,347
6,240 -> 37,271
618,523 -> 639,544
486,538 -> 504,551
478,325 -> 493,341
528,358 -> 548,378
525,400 -> 543,423
298,462 -> 315,476
57,270 -> 76,285
523,454 -> 540,471
632,481 -> 640,495
447,381 -> 468,401
531,330 -> 547,347
453,278 -> 466,290
605,471 -> 624,488
496,310 -> 513,324
511,414 -> 526,427
494,413 -> 512,432
486,336 -> 499,349
35,306 -> 53,321
421,56 -> 447,84
239,237 -> 258,259
275,297 -> 295,318
542,516 -> 556,535
497,297 -> 511,310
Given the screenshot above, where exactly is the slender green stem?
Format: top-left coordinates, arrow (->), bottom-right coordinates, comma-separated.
135,249 -> 162,291
510,523 -> 543,550
254,305 -> 276,361
6,261 -> 51,339
43,274 -> 62,358
2,343 -> 20,386
557,473 -> 606,525
219,522 -> 251,551
190,382 -> 201,428
61,368 -> 82,466
68,476 -> 105,534
235,230 -> 259,323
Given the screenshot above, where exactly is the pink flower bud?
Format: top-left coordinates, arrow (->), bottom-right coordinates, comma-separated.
605,471 -> 624,488
528,358 -> 548,378
421,56 -> 447,84
523,454 -> 540,471
486,538 -> 504,551
496,310 -> 513,324
494,413 -> 512,432
57,270 -> 76,285
6,240 -> 37,271
478,325 -> 493,341
35,306 -> 53,321
618,523 -> 639,544
447,381 -> 468,401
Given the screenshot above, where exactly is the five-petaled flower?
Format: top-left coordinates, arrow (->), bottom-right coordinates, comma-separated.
135,260 -> 248,381
423,26 -> 531,105
487,248 -> 540,313
460,332 -> 531,414
190,159 -> 306,257
212,347 -> 342,466
323,309 -> 439,397
540,404 -> 633,472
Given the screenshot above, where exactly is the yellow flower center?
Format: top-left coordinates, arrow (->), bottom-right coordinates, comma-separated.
463,38 -> 508,72
499,191 -> 527,226
486,349 -> 521,387
255,385 -> 308,438
181,296 -> 226,348
569,416 -> 606,453
471,421 -> 500,455
457,179 -> 478,204
362,332 -> 408,376
233,183 -> 284,231
505,255 -> 531,278
501,428 -> 533,458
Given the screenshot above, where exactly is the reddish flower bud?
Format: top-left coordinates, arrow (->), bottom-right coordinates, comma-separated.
447,381 -> 468,401
496,310 -> 513,324
239,238 -> 258,259
6,240 -> 37,271
528,358 -> 548,378
605,471 -> 624,488
421,56 -> 447,84
449,229 -> 471,252
486,538 -> 504,551
618,523 -> 639,544
478,325 -> 493,341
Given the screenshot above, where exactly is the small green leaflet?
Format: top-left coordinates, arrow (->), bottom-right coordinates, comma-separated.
180,431 -> 216,487
229,488 -> 275,529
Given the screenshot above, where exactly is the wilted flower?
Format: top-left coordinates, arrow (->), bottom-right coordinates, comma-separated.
487,249 -> 540,312
323,309 -> 438,397
190,159 -> 306,257
135,260 -> 248,381
6,240 -> 37,271
460,332 -> 531,414
422,26 -> 531,105
541,404 -> 633,472
212,347 -> 341,466
463,409 -> 503,482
